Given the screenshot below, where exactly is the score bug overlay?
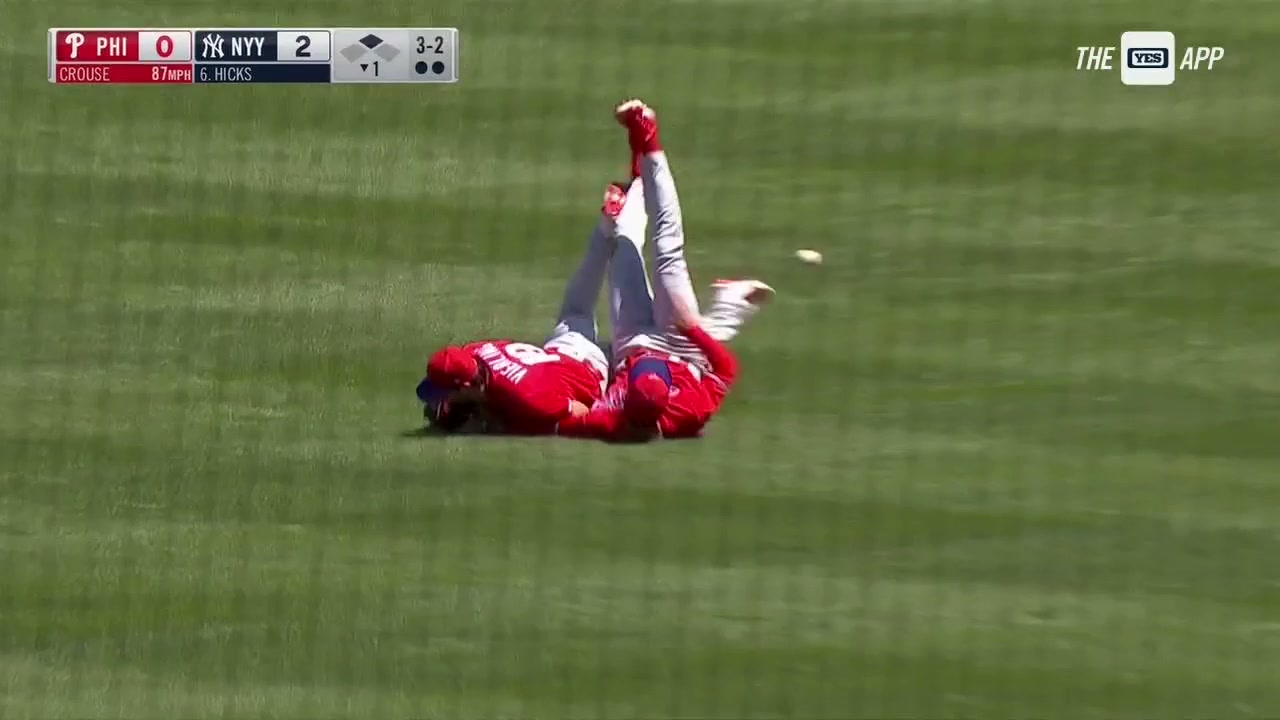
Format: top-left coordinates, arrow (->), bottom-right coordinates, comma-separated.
49,27 -> 458,84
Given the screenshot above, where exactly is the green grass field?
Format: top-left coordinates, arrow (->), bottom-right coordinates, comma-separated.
3,0 -> 1280,716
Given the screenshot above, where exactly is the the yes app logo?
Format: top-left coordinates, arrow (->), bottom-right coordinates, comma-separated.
1121,31 -> 1175,85
1127,48 -> 1168,68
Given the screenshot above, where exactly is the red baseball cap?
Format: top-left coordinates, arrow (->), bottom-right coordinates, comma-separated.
427,346 -> 479,388
624,373 -> 670,426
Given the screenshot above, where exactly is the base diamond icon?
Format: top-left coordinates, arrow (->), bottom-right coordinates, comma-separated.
341,33 -> 399,63
340,43 -> 366,62
332,29 -> 415,83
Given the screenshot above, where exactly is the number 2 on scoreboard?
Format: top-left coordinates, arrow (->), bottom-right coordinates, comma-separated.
416,35 -> 444,54
295,35 -> 311,57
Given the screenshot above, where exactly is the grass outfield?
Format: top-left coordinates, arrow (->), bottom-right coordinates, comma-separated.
3,0 -> 1280,716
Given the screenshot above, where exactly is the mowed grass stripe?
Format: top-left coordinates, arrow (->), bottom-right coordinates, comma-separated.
5,409 -> 1279,628
2,518 -> 1277,717
5,366 -> 1280,531
4,233 -> 1275,461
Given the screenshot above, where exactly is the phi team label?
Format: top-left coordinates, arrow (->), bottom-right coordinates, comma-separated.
50,29 -> 195,84
54,29 -> 192,62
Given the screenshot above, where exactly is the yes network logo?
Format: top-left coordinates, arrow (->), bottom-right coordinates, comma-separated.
1127,47 -> 1168,68
1121,32 -> 1175,85
1076,31 -> 1225,86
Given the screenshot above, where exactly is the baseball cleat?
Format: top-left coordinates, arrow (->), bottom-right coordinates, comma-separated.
713,278 -> 776,306
601,182 -> 628,218
614,98 -> 661,154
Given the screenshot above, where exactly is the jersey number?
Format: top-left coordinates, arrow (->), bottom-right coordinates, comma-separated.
503,343 -> 561,366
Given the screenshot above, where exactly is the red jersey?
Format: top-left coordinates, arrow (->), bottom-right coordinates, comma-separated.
464,340 -> 606,434
555,325 -> 739,440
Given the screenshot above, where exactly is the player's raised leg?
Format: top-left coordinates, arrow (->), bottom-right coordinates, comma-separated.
607,176 -> 658,361
615,99 -> 700,334
544,184 -> 625,381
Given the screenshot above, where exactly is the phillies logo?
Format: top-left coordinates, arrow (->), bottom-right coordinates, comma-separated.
64,32 -> 86,58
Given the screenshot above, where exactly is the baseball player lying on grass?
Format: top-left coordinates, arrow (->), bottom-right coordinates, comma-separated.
414,186 -> 622,436
416,98 -> 772,439
551,98 -> 773,441
414,142 -> 658,436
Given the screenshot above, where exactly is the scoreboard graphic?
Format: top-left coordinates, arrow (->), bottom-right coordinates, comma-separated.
48,28 -> 459,84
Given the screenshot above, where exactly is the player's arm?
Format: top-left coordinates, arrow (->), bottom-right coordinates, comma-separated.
671,295 -> 739,386
555,407 -> 624,439
684,324 -> 738,385
513,386 -> 583,430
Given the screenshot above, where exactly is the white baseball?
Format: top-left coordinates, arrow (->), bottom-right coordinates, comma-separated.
794,249 -> 823,265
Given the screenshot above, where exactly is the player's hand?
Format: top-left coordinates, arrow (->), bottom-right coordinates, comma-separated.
568,400 -> 590,417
